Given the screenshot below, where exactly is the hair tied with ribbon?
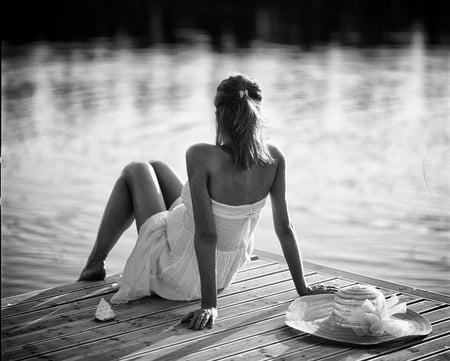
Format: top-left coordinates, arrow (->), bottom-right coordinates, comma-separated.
239,89 -> 248,98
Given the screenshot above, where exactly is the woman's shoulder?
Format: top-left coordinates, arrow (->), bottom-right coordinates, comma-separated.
185,142 -> 285,166
266,143 -> 285,162
186,142 -> 215,153
186,143 -> 219,159
185,143 -> 222,170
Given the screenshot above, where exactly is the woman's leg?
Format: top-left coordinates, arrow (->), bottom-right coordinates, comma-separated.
149,160 -> 183,208
78,162 -> 167,281
78,173 -> 134,281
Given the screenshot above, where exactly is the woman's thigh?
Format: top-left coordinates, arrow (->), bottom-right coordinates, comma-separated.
149,160 -> 183,208
122,162 -> 166,232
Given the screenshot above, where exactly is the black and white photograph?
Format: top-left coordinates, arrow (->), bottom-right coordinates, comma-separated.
2,1 -> 449,360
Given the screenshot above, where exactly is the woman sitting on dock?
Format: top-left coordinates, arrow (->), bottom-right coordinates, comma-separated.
78,74 -> 337,330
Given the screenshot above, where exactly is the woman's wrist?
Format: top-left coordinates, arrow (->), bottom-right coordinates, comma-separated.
297,284 -> 309,296
201,299 -> 217,309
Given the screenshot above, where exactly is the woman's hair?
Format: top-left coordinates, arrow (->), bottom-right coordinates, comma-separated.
214,74 -> 274,170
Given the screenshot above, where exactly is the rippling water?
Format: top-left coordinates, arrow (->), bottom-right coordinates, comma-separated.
2,34 -> 450,297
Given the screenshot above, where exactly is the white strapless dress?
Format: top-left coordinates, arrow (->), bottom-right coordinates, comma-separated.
111,182 -> 266,303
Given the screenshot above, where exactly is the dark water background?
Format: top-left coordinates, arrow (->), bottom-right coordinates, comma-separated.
2,1 -> 450,297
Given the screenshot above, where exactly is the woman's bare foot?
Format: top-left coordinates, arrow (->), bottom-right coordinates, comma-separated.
77,262 -> 106,281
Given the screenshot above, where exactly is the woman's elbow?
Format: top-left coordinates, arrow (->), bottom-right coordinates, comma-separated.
275,223 -> 296,241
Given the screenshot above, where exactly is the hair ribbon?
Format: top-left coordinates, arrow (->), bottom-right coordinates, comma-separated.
239,89 -> 248,98
347,294 -> 411,337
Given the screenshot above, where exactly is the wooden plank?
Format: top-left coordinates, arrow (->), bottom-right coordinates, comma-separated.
235,257 -> 279,271
255,250 -> 450,304
0,257 -> 275,316
1,265 -> 300,343
285,316 -> 450,361
1,261 -> 286,320
3,279 -> 426,358
423,307 -> 450,322
1,281 -> 121,319
2,289 -> 50,309
408,301 -> 449,314
28,278 -> 352,361
68,295 -> 311,361
119,283 -> 358,361
0,257 -> 271,310
1,266 -> 299,345
131,298 -> 444,361
368,335 -> 450,361
0,275 -> 338,356
413,349 -> 450,361
2,271 -> 333,359
12,270 -> 396,345
1,275 -> 121,310
3,252 -> 448,361
1,270 -> 320,350
1,272 -> 403,338
73,283 -> 412,361
225,316 -> 450,361
172,303 -> 449,361
1,260 -> 285,333
175,331 -> 317,361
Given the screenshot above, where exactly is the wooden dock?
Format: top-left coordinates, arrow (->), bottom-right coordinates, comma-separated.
2,250 -> 449,361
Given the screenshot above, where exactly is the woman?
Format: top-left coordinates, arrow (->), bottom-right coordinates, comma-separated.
78,74 -> 337,330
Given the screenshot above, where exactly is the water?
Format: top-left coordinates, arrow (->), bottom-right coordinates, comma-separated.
2,35 -> 450,298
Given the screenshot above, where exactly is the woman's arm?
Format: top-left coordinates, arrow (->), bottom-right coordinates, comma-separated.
269,146 -> 336,296
183,144 -> 218,329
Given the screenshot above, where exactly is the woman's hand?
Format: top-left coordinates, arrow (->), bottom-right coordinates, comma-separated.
302,284 -> 338,296
181,307 -> 218,330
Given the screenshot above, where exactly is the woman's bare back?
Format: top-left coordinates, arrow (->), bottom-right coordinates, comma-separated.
205,144 -> 279,206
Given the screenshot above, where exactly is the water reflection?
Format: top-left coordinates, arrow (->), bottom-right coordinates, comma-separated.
2,34 -> 450,297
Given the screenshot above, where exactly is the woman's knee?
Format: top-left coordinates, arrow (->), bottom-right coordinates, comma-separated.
122,161 -> 155,182
148,160 -> 182,208
148,160 -> 168,171
149,160 -> 181,181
